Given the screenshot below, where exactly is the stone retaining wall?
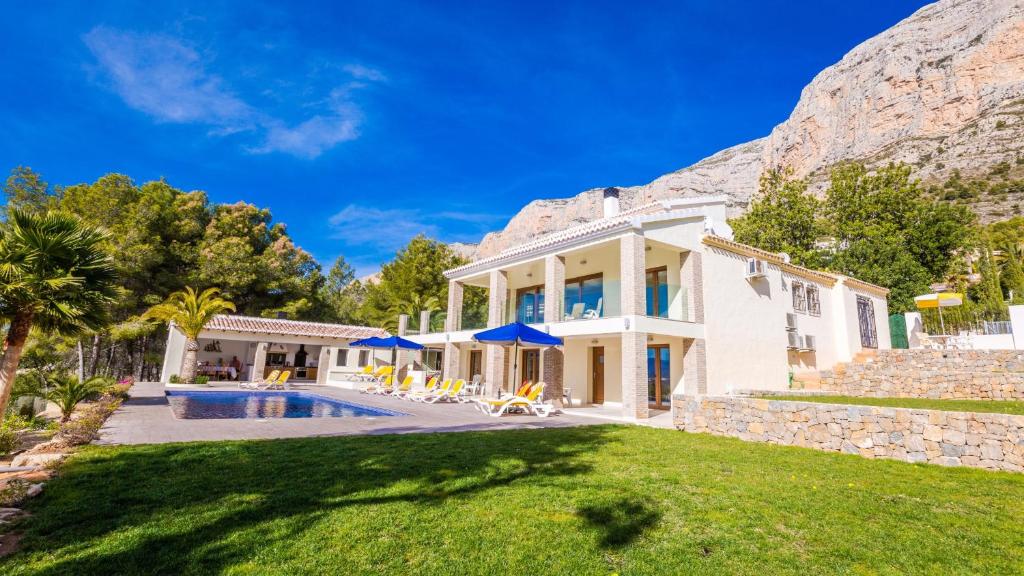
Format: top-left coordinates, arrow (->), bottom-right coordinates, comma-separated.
673,395 -> 1024,472
815,349 -> 1024,400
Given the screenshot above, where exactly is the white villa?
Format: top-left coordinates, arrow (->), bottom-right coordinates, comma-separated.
159,192 -> 890,422
406,191 -> 891,420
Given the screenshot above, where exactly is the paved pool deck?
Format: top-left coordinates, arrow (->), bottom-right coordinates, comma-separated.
98,382 -> 622,445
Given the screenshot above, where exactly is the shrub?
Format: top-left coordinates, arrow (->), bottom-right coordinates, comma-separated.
194,375 -> 210,385
168,374 -> 183,384
45,373 -> 110,422
55,396 -> 121,447
0,479 -> 30,507
0,420 -> 23,455
104,381 -> 132,400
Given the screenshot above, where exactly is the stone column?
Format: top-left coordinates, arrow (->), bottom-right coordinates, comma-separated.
542,254 -> 566,406
544,255 -> 565,323
542,347 -> 564,408
396,314 -> 410,374
419,310 -> 432,335
443,343 -> 460,381
620,232 -> 647,317
446,280 -> 464,332
621,331 -> 649,419
680,250 -> 704,323
484,270 -> 508,395
682,338 -> 707,395
252,342 -> 268,383
316,347 -> 331,385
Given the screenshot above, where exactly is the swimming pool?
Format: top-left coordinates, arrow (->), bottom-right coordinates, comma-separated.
166,390 -> 408,419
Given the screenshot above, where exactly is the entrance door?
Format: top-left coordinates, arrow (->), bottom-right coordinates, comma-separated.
647,345 -> 671,409
857,296 -> 878,349
469,350 -> 483,380
521,349 -> 540,384
591,347 -> 605,404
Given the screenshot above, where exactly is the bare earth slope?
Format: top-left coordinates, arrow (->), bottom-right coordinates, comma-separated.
473,0 -> 1024,259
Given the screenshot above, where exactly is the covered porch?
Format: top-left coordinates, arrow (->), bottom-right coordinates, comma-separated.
420,328 -> 704,420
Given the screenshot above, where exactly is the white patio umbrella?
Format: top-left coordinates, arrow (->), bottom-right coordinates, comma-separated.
913,292 -> 964,335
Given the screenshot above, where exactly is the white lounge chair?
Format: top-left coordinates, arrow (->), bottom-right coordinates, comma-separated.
583,298 -> 603,319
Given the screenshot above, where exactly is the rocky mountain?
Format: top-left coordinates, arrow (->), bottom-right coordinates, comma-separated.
469,0 -> 1024,259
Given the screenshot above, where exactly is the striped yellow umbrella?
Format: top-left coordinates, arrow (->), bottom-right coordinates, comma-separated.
914,292 -> 964,334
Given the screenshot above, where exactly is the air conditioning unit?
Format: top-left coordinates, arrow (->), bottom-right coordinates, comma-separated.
787,331 -> 803,349
745,257 -> 766,279
785,313 -> 798,332
802,335 -> 816,351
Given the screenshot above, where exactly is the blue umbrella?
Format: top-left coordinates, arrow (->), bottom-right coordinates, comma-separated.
473,322 -> 562,393
351,335 -> 425,372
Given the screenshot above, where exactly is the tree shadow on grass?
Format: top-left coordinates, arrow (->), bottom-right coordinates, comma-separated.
6,425 -> 623,575
576,497 -> 661,548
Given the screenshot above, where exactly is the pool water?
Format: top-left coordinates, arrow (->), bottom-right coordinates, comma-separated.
166,391 -> 407,419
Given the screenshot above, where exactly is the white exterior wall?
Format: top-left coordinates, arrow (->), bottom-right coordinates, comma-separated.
160,325 -> 187,383
838,284 -> 891,359
782,272 -> 837,374
700,246 -> 792,393
563,336 -> 622,405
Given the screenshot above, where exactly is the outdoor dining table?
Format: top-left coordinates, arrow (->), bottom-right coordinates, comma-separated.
197,365 -> 238,380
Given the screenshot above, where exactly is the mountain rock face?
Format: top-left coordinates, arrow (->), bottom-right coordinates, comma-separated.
471,0 -> 1024,259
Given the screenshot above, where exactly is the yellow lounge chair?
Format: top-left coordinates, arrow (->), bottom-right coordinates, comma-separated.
386,375 -> 415,396
478,382 -> 552,417
423,379 -> 464,404
359,366 -> 394,393
362,374 -> 394,394
241,370 -> 279,390
354,365 -> 376,382
410,378 -> 451,402
267,370 -> 292,390
399,376 -> 438,399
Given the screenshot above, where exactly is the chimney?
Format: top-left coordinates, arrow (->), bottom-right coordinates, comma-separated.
602,187 -> 620,218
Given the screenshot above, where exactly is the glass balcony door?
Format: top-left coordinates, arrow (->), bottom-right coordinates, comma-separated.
515,285 -> 545,324
646,267 -> 668,317
564,274 -> 603,320
647,345 -> 671,409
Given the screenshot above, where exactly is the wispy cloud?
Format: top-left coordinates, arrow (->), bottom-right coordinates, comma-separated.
327,204 -> 507,267
343,64 -> 387,82
83,26 -> 383,159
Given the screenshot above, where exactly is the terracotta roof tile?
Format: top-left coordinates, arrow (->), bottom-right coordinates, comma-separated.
204,315 -> 388,340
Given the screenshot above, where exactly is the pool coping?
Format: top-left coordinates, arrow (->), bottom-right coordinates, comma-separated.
164,389 -> 411,419
98,382 -> 619,445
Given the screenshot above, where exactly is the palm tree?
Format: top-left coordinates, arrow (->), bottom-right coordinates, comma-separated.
0,210 -> 117,418
384,294 -> 440,333
46,372 -> 109,422
142,287 -> 235,383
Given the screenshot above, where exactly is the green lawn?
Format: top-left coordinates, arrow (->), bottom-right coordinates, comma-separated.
759,395 -> 1024,415
4,425 -> 1024,575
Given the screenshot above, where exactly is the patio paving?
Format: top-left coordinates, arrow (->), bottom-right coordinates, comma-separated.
98,381 -> 621,445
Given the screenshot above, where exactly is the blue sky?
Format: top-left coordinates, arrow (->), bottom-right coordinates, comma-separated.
0,0 -> 930,275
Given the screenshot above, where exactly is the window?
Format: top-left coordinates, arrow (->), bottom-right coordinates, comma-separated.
423,349 -> 443,371
806,285 -> 821,316
857,296 -> 878,348
358,350 -> 370,367
792,281 -> 807,313
335,349 -> 349,367
267,352 -> 286,366
645,267 -> 668,317
515,285 -> 545,324
564,274 -> 603,319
